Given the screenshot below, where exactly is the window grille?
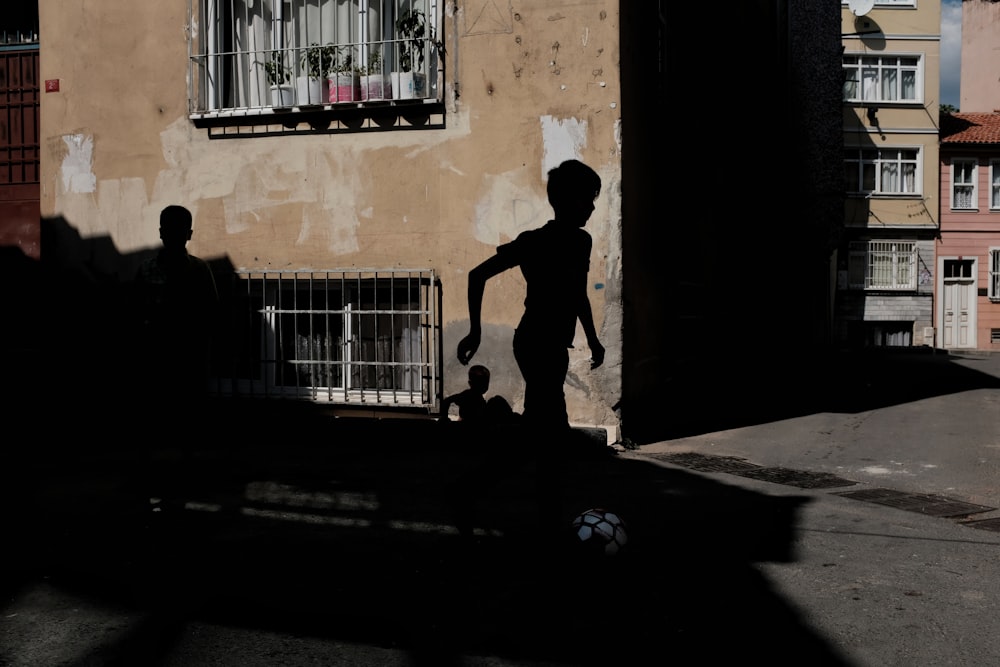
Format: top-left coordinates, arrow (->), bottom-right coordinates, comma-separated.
990,248 -> 1000,302
211,269 -> 441,409
848,240 -> 917,290
0,50 -> 38,186
187,0 -> 439,116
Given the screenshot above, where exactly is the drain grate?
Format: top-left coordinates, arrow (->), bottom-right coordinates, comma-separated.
647,452 -> 762,474
834,488 -> 996,518
647,453 -> 855,489
737,467 -> 857,489
961,517 -> 1000,533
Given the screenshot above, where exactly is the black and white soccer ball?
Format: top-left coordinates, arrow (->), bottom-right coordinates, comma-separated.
571,508 -> 628,556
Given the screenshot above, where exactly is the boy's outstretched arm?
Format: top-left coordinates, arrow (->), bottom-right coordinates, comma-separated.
457,253 -> 514,365
578,293 -> 605,369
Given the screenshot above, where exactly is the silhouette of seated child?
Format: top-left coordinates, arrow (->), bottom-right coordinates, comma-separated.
441,364 -> 490,422
441,364 -> 521,426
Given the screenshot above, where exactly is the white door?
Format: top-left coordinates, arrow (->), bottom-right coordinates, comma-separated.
941,259 -> 976,349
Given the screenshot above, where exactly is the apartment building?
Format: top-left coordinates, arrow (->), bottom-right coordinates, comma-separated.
837,0 -> 941,348
15,2 -> 845,443
935,0 -> 1000,352
939,113 -> 1000,351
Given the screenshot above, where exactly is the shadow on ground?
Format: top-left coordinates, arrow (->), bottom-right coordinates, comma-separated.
5,402 -> 853,666
642,348 -> 1000,441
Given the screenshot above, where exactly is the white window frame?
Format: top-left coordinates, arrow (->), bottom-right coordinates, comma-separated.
844,147 -> 921,196
990,160 -> 1000,210
989,248 -> 1000,302
187,0 -> 440,117
212,269 -> 441,408
843,53 -> 922,104
842,1 -> 916,9
951,158 -> 978,210
848,240 -> 918,291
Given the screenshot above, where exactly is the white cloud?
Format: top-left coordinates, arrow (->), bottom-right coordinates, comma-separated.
941,0 -> 962,108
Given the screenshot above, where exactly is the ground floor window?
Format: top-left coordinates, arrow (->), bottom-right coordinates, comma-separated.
848,240 -> 917,290
211,269 -> 440,408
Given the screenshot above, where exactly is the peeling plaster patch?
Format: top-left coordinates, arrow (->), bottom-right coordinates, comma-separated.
540,115 -> 587,179
61,135 -> 97,194
613,119 -> 622,153
472,171 -> 542,245
582,27 -> 589,47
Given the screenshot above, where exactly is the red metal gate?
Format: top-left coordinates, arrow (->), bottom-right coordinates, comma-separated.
0,48 -> 40,258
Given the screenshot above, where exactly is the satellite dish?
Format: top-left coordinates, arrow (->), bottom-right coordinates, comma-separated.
848,0 -> 874,17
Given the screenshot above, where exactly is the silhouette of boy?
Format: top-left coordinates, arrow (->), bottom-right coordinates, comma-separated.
134,205 -> 219,404
452,160 -> 606,543
441,364 -> 491,422
457,159 -> 605,430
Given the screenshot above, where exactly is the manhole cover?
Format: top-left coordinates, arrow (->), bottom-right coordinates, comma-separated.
737,467 -> 857,489
835,489 -> 996,517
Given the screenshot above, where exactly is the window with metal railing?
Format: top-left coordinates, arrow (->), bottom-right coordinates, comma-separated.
848,240 -> 917,290
211,269 -> 441,408
187,0 -> 440,118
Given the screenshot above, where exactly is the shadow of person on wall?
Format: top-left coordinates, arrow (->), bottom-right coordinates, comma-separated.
451,159 -> 610,544
128,205 -> 219,516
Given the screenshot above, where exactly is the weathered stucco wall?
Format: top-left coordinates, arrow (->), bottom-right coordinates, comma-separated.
38,1 -> 623,431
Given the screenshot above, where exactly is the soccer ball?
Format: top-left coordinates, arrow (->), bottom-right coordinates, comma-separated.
571,508 -> 628,556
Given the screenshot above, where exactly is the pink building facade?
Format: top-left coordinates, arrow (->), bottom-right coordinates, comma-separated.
938,113 -> 1000,351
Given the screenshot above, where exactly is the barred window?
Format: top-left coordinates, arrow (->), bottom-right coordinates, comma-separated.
848,240 -> 917,290
212,269 -> 441,408
187,0 -> 439,116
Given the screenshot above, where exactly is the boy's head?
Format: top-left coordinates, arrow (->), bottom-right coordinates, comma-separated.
159,205 -> 194,252
468,364 -> 490,394
547,160 -> 601,227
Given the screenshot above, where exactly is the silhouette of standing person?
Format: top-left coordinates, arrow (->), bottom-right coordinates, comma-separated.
457,159 -> 605,429
134,205 -> 219,407
452,160 -> 605,542
132,205 -> 218,517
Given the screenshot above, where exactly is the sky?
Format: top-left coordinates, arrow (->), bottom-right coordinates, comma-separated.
941,0 -> 961,108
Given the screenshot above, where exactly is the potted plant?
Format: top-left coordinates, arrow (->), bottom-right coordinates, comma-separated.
359,47 -> 391,101
297,43 -> 334,105
392,8 -> 428,100
328,46 -> 361,103
258,51 -> 294,107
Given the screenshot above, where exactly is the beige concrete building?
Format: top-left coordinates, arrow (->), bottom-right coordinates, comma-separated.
837,0 -> 941,348
21,2 -> 847,444
38,1 -> 625,431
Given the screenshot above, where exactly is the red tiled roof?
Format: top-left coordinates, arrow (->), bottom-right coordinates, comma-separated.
941,112 -> 1000,144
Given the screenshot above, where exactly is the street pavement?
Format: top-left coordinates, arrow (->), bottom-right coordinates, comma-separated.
2,350 -> 999,666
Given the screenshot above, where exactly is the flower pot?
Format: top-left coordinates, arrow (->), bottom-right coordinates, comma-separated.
360,74 -> 391,101
296,75 -> 328,106
390,71 -> 426,100
270,84 -> 295,108
328,72 -> 360,103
